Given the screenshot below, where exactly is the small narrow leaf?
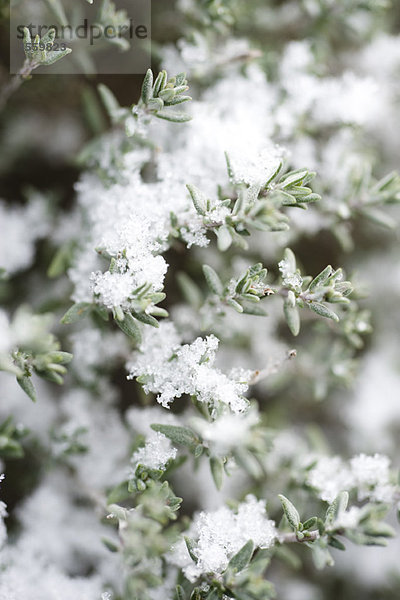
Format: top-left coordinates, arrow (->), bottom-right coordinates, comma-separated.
228,540 -> 254,572
278,494 -> 300,530
309,265 -> 333,292
216,225 -> 232,252
175,585 -> 185,600
202,264 -> 224,296
187,184 -> 207,216
151,424 -> 198,447
308,302 -> 339,322
61,302 -> 91,324
155,110 -> 191,123
17,375 -> 37,402
210,456 -> 224,490
131,311 -> 159,328
141,68 -> 153,104
115,313 -> 142,343
284,292 -> 300,336
184,537 -> 198,564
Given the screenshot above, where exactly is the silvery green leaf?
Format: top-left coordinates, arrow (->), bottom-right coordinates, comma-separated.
42,47 -> 72,66
278,494 -> 300,530
151,424 -> 198,447
153,70 -> 167,97
184,537 -> 198,564
131,311 -> 159,328
17,375 -> 37,402
210,456 -> 224,490
312,543 -> 334,569
227,298 -> 244,313
177,272 -> 203,308
363,208 -> 396,229
115,313 -> 142,343
202,264 -> 224,296
168,95 -> 192,105
98,84 -> 121,118
227,540 -> 254,573
159,88 -> 175,102
308,302 -> 339,322
46,351 -> 73,365
187,184 -> 207,216
40,28 -> 56,46
284,292 -> 300,336
283,248 -> 297,272
216,225 -> 232,252
61,302 -> 91,324
141,69 -> 154,104
147,98 -> 164,111
155,110 -> 191,122
309,266 -> 333,292
280,169 -> 308,188
325,491 -> 348,528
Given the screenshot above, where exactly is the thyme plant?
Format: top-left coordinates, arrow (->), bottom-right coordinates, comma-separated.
1,1 -> 400,599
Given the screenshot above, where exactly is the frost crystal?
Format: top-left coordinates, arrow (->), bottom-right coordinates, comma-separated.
228,146 -> 284,186
278,258 -> 303,292
306,456 -> 353,503
127,322 -> 250,413
131,432 -> 177,471
350,453 -> 396,503
170,495 -> 276,581
307,453 -> 396,503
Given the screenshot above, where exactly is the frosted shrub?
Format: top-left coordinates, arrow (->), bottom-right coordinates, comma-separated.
1,1 -> 400,599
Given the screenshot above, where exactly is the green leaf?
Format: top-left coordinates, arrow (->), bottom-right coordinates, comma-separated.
309,265 -> 333,292
280,169 -> 309,188
328,536 -> 346,550
153,70 -> 167,97
216,225 -> 232,252
151,424 -> 198,447
107,480 -> 131,504
131,310 -> 159,328
308,302 -> 339,322
302,517 -> 318,530
227,298 -> 244,313
46,351 -> 73,365
190,588 -> 201,600
282,248 -> 297,272
312,542 -> 334,569
177,272 -> 203,308
115,313 -> 142,343
227,540 -> 254,573
17,375 -> 37,402
155,110 -> 191,123
284,292 -> 300,336
42,47 -> 72,66
185,537 -> 198,564
278,494 -> 300,530
187,184 -> 207,216
98,84 -> 121,118
141,68 -> 153,104
61,302 -> 91,324
363,208 -> 396,229
202,264 -> 224,296
210,456 -> 224,490
325,491 -> 348,528
47,243 -> 74,278
175,585 -> 185,600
